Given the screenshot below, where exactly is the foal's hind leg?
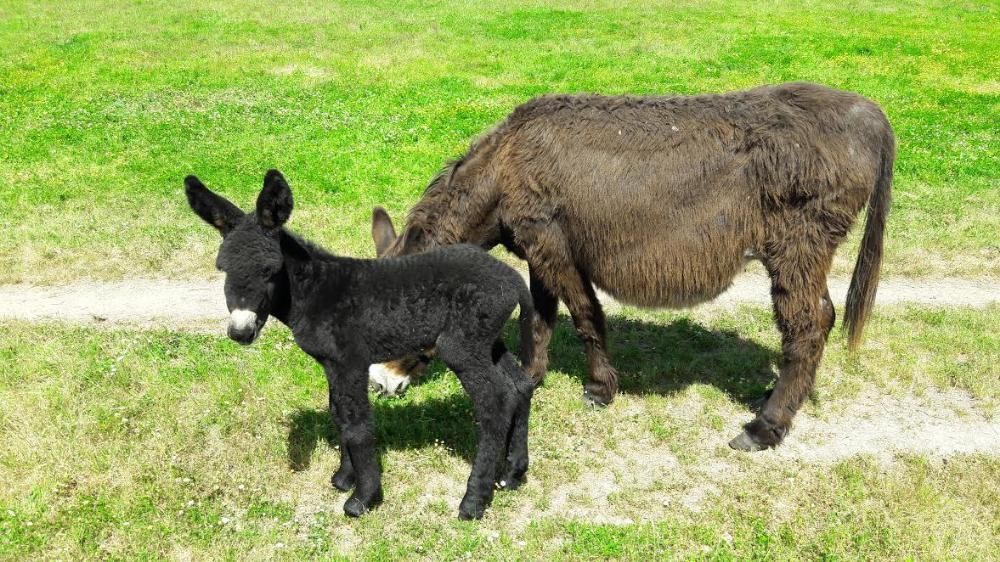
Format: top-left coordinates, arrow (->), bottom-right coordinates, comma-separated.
439,337 -> 514,520
519,225 -> 617,406
731,249 -> 837,451
493,342 -> 533,490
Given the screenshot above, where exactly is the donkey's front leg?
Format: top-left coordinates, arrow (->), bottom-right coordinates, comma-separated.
323,359 -> 383,517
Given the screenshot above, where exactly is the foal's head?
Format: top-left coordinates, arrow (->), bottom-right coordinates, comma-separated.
185,170 -> 295,345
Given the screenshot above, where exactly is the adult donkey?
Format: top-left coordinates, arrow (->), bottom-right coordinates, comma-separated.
371,82 -> 894,452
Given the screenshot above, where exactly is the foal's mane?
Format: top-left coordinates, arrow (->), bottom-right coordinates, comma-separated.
280,229 -> 340,262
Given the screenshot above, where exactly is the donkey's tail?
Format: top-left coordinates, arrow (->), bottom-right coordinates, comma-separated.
844,134 -> 894,351
516,282 -> 536,370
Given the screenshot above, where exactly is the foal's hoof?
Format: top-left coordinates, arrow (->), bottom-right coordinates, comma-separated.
331,469 -> 356,492
729,430 -> 769,452
343,490 -> 383,518
458,496 -> 488,520
497,473 -> 526,491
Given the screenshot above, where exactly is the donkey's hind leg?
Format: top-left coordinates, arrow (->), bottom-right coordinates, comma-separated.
731,248 -> 837,451
439,336 -> 515,520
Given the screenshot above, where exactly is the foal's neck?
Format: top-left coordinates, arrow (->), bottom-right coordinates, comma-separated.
279,230 -> 360,304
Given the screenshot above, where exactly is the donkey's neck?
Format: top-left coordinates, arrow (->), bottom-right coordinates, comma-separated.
404,157 -> 500,251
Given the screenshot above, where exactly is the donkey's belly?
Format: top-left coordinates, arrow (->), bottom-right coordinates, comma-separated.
585,240 -> 752,309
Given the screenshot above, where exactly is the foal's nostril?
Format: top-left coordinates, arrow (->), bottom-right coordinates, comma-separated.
227,309 -> 258,345
227,324 -> 257,345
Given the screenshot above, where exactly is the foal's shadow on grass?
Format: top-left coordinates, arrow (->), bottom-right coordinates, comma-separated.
287,361 -> 477,472
287,314 -> 779,471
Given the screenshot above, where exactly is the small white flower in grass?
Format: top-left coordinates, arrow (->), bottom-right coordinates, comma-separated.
220,516 -> 231,525
25,521 -> 32,527
6,510 -> 14,517
237,485 -> 245,491
186,500 -> 196,508
516,541 -> 526,548
274,542 -> 285,549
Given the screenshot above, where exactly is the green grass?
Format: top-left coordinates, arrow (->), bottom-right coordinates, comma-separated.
0,0 -> 998,283
2,304 -> 997,560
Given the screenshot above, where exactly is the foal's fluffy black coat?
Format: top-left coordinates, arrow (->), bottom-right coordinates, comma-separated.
185,170 -> 536,520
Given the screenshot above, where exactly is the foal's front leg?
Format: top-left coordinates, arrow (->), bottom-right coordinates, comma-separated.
328,384 -> 356,492
322,359 -> 383,517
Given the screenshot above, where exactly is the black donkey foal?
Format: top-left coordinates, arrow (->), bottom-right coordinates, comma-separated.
185,170 -> 536,520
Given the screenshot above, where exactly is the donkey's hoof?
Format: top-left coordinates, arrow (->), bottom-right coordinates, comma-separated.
729,430 -> 768,452
331,469 -> 356,492
582,388 -> 611,408
458,496 -> 488,520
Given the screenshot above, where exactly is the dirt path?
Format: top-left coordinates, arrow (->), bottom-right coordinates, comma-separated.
1,275 -> 995,327
501,386 -> 1000,526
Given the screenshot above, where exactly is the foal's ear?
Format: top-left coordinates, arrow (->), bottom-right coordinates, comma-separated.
257,169 -> 293,229
184,175 -> 244,236
371,207 -> 397,257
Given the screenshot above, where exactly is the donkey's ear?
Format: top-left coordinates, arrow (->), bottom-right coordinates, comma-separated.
400,224 -> 425,252
185,175 -> 244,236
256,169 -> 293,229
371,207 -> 397,256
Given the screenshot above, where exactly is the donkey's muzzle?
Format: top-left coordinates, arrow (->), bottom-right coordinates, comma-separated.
228,309 -> 259,345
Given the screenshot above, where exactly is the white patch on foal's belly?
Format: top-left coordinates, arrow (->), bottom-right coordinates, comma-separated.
368,363 -> 411,396
229,309 -> 257,330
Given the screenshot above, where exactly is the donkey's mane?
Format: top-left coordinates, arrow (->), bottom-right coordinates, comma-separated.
403,125 -> 506,246
404,156 -> 467,242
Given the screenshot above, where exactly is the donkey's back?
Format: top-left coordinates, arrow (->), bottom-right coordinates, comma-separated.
478,82 -> 893,307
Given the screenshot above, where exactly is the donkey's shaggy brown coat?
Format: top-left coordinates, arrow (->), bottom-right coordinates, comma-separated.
373,82 -> 894,451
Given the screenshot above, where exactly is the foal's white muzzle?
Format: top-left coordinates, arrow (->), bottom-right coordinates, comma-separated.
228,309 -> 259,344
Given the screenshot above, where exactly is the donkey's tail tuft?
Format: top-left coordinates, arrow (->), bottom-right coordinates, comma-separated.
844,133 -> 894,351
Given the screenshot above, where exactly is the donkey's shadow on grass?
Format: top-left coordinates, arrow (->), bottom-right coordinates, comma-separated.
287,314 -> 780,471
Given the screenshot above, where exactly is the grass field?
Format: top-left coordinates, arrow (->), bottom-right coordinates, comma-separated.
3,1 -> 999,560
1,0 -> 998,283
1,304 -> 998,560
